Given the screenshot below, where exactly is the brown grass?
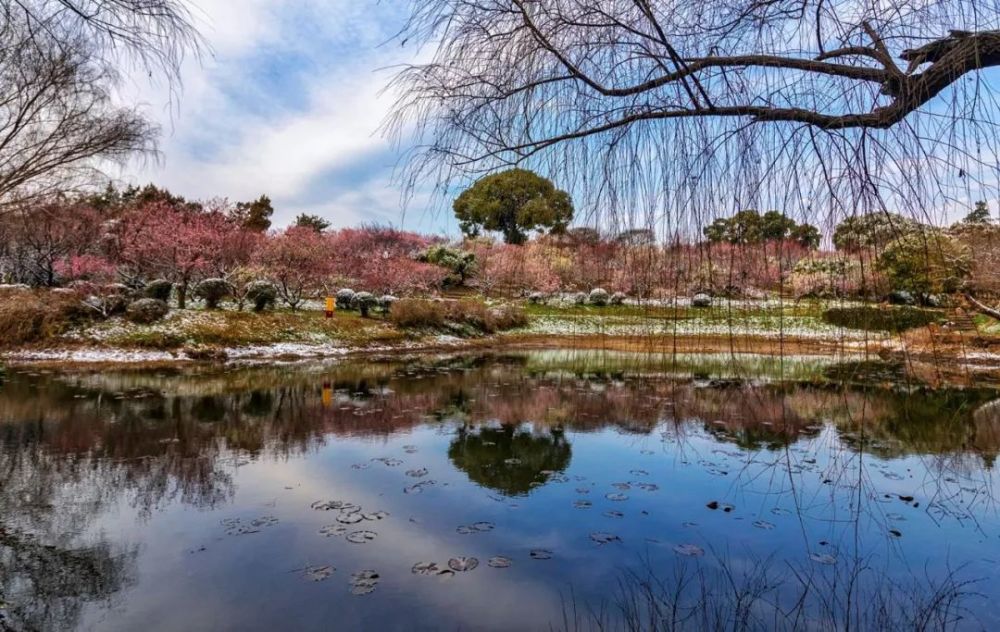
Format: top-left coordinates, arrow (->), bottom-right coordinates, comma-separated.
390,299 -> 527,334
0,288 -> 91,346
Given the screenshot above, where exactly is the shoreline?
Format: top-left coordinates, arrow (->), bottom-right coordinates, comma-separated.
6,331 -> 1000,382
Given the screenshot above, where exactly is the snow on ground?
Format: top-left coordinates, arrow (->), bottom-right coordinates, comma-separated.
6,348 -> 181,363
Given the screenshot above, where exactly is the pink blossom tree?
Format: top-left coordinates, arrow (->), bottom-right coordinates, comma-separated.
111,201 -> 236,308
254,226 -> 331,309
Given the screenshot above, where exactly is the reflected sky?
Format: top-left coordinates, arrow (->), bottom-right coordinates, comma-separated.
0,353 -> 998,631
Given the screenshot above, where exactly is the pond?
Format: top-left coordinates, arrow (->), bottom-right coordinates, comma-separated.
0,352 -> 998,631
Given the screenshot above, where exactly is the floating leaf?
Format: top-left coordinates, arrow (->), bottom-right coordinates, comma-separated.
611,482 -> 631,491
319,524 -> 347,537
809,553 -> 837,565
752,520 -> 775,530
530,549 -> 553,560
590,532 -> 621,545
634,483 -> 659,492
351,463 -> 371,470
448,556 -> 479,572
404,480 -> 436,494
603,511 -> 624,519
412,562 -> 441,575
303,565 -> 334,582
605,493 -> 629,502
363,511 -> 389,521
471,522 -> 495,532
630,469 -> 649,476
456,525 -> 475,535
337,512 -> 364,525
346,530 -> 377,545
349,570 -> 379,595
488,556 -> 512,568
673,544 -> 704,557
406,468 -> 429,478
573,500 -> 592,509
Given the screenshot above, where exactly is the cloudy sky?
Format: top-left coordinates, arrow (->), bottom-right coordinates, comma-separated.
121,0 -> 457,234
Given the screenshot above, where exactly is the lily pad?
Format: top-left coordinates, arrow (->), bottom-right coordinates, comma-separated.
611,482 -> 631,491
471,521 -> 495,532
349,570 -> 380,596
530,549 -> 553,560
412,562 -> 441,575
487,556 -> 512,568
363,511 -> 389,521
573,500 -> 592,509
590,532 -> 621,545
448,556 -> 479,572
673,544 -> 704,557
603,511 -> 624,519
319,524 -> 347,537
406,468 -> 429,478
337,512 -> 364,525
809,553 -> 837,565
303,565 -> 334,582
633,483 -> 660,492
752,520 -> 775,530
605,493 -> 629,501
346,530 -> 377,544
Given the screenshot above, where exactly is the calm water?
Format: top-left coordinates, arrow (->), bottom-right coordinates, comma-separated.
1,352 -> 999,631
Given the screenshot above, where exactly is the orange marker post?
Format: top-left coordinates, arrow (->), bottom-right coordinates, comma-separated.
325,297 -> 334,318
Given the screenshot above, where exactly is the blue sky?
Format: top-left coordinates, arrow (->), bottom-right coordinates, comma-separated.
122,0 -> 459,234
119,1 -> 999,235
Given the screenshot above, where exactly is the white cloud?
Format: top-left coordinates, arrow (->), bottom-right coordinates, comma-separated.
118,0 -> 428,230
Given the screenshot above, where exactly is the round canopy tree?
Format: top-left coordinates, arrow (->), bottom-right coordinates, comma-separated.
453,169 -> 573,244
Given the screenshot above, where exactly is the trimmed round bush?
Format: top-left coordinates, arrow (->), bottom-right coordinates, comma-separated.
589,288 -> 610,306
528,292 -> 547,305
572,292 -> 588,305
246,281 -> 277,312
126,298 -> 169,324
888,290 -> 915,306
352,291 -> 378,317
692,293 -> 712,308
336,288 -> 356,310
194,278 -> 231,309
144,279 -> 173,301
610,292 -> 626,306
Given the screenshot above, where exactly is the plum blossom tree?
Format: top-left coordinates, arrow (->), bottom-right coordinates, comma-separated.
111,201 -> 235,308
254,226 -> 331,309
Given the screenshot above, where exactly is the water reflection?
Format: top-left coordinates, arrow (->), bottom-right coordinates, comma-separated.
449,426 -> 571,496
0,353 -> 997,630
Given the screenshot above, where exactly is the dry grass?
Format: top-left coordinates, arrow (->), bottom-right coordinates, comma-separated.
0,288 -> 91,346
390,299 -> 527,334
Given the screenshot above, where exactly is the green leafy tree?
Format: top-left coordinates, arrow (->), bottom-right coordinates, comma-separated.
963,201 -> 993,225
453,168 -> 573,244
703,217 -> 730,243
790,224 -> 821,249
294,213 -> 331,233
878,230 -> 971,295
760,210 -> 797,241
231,195 -> 274,232
833,212 -> 921,251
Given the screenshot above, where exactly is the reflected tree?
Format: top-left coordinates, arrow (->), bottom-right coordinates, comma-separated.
448,425 -> 571,496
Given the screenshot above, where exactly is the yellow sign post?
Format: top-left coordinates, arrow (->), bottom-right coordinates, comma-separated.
325,297 -> 334,318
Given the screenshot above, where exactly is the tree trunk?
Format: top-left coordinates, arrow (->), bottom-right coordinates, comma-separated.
177,279 -> 188,309
965,293 -> 1000,321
